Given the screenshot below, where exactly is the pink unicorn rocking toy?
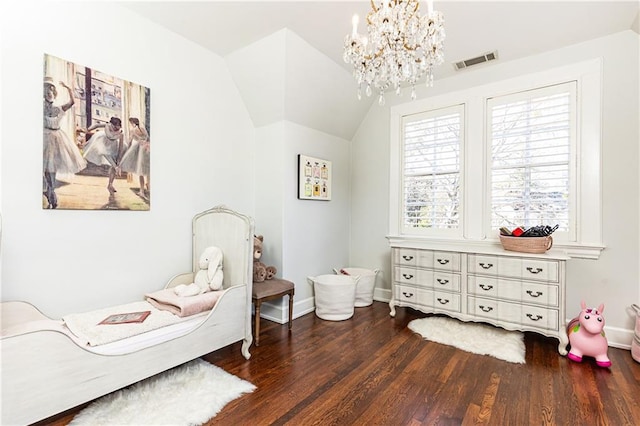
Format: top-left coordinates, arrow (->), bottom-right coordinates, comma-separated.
567,301 -> 611,367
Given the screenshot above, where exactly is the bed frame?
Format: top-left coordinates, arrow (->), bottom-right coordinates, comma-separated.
0,206 -> 254,425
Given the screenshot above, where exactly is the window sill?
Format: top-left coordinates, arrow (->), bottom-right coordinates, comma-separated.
386,235 -> 604,260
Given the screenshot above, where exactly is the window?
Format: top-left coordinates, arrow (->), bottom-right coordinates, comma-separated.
488,83 -> 576,240
389,59 -> 603,258
401,105 -> 463,236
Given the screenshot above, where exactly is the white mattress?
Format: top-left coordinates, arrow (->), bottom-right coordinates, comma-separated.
86,312 -> 208,355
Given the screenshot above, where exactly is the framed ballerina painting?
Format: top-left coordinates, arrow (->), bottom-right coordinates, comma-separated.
43,53 -> 151,211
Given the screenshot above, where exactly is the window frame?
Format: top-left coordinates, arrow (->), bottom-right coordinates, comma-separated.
389,59 -> 604,259
485,81 -> 577,243
400,104 -> 465,238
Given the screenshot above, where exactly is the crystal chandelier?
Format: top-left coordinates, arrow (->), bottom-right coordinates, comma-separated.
343,0 -> 445,105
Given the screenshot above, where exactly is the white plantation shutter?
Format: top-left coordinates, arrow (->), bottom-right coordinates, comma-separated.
488,82 -> 576,236
401,105 -> 463,235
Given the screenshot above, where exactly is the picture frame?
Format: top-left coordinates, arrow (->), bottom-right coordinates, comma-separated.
298,154 -> 331,201
98,311 -> 151,325
43,53 -> 151,211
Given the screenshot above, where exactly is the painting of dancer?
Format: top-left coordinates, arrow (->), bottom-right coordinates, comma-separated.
43,53 -> 151,210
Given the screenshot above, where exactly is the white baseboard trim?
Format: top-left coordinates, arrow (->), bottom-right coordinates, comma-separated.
257,296 -> 315,324
373,288 -> 392,304
603,326 -> 633,350
371,288 -> 633,350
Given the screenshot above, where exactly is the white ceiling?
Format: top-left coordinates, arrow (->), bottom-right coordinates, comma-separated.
121,0 -> 639,82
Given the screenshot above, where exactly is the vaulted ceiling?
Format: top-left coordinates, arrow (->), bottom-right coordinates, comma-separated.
120,1 -> 639,139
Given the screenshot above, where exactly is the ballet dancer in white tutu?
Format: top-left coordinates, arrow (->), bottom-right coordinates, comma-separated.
120,117 -> 150,199
43,77 -> 87,208
83,117 -> 124,194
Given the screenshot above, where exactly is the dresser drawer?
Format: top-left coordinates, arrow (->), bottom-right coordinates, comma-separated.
520,304 -> 559,331
468,255 -> 559,282
468,276 -> 498,298
468,255 -> 499,275
394,249 -> 418,266
432,251 -> 461,272
469,276 -> 558,307
467,296 -> 498,320
394,267 -> 435,289
518,259 -> 558,282
497,279 -> 559,307
394,248 -> 437,268
394,249 -> 460,271
395,285 -> 417,304
433,271 -> 461,292
433,291 -> 461,313
469,297 -> 559,331
395,285 -> 433,307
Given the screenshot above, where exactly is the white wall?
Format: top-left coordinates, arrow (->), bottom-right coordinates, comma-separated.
230,28 -> 354,322
255,120 -> 351,321
226,29 -> 371,142
351,30 -> 640,348
0,1 -> 256,317
282,122 -> 351,313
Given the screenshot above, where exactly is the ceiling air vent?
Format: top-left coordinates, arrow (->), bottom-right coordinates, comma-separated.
453,51 -> 498,71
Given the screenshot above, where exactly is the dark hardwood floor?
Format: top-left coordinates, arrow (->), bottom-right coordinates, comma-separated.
38,302 -> 640,425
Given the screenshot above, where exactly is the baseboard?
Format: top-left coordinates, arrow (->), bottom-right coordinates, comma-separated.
371,287 -> 633,350
258,296 -> 315,324
373,288 -> 392,304
603,326 -> 633,350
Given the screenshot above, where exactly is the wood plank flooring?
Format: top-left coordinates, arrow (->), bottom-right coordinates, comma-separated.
36,302 -> 640,425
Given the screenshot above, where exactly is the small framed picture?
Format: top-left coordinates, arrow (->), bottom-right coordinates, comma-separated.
298,154 -> 331,201
98,311 -> 151,325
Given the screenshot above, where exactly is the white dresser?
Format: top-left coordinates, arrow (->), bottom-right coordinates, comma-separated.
389,242 -> 569,354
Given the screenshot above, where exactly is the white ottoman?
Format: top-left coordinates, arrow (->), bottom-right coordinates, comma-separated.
307,274 -> 357,321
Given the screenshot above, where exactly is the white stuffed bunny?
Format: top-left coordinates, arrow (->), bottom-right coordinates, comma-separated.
205,247 -> 224,290
174,246 -> 224,296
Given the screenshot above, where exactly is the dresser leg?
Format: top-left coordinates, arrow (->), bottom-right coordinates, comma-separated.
557,329 -> 569,355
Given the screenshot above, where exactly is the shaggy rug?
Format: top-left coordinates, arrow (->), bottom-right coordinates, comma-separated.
70,359 -> 256,425
408,316 -> 526,364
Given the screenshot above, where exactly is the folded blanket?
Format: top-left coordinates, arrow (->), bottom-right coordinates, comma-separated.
145,288 -> 224,317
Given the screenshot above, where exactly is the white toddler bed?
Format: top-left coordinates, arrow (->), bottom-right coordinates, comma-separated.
0,205 -> 254,425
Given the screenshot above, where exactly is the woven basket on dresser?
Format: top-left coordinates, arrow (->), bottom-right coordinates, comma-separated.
499,235 -> 553,254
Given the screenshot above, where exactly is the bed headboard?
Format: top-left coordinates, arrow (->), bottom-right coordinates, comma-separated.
192,206 -> 254,289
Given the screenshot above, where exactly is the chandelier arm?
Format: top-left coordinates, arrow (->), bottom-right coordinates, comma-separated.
370,0 -> 378,13
403,0 -> 420,20
403,42 -> 417,52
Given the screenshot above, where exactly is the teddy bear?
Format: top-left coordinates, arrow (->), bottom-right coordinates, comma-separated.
253,235 -> 277,283
174,246 -> 224,296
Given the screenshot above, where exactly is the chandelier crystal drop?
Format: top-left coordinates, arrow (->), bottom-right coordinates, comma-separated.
343,0 -> 445,105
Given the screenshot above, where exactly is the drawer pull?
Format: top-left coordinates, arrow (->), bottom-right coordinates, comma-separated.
479,262 -> 494,270
526,290 -> 543,298
402,255 -> 414,261
479,305 -> 493,312
526,267 -> 543,274
436,298 -> 449,305
479,284 -> 494,291
526,313 -> 543,321
436,278 -> 449,285
437,258 -> 450,265
402,274 -> 414,280
402,292 -> 414,298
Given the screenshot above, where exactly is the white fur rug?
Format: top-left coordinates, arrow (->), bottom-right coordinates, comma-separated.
70,359 -> 255,425
408,316 -> 526,364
